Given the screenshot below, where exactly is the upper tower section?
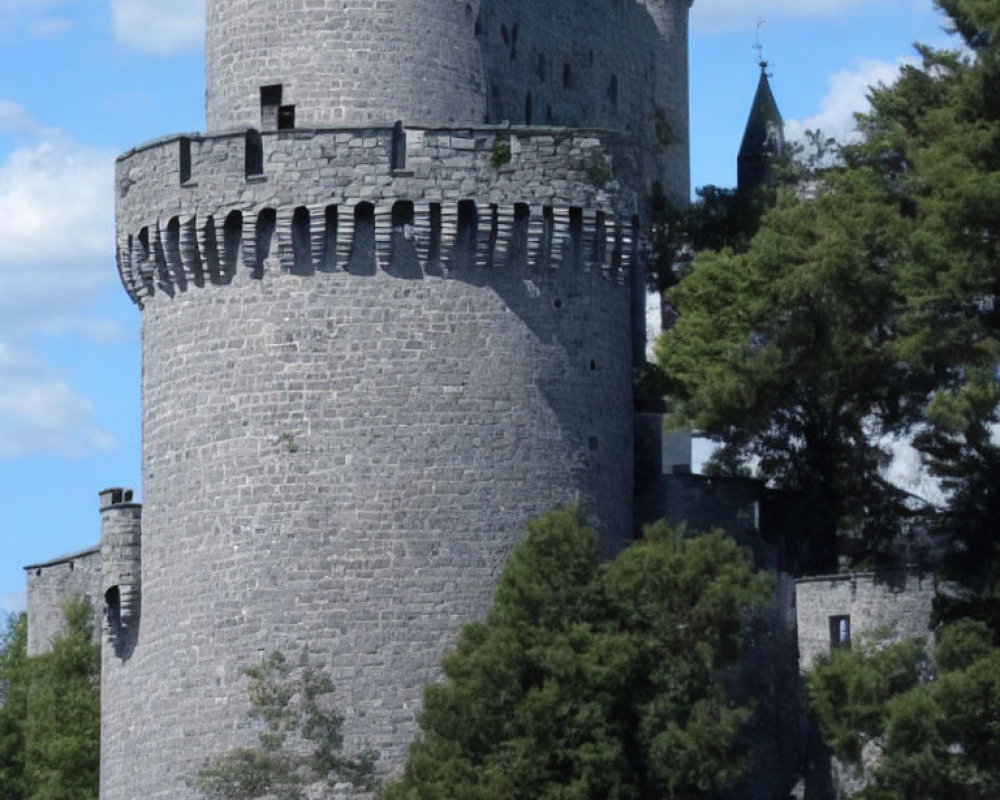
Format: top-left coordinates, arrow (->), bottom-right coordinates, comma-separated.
203,0 -> 693,204
205,0 -> 488,130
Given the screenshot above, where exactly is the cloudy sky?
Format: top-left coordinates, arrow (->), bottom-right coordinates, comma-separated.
0,0 -> 953,613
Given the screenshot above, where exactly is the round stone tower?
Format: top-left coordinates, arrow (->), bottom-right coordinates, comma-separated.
104,1 -> 691,797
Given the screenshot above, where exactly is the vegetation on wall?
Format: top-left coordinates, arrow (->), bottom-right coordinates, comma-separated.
191,650 -> 375,800
382,507 -> 771,800
0,600 -> 100,800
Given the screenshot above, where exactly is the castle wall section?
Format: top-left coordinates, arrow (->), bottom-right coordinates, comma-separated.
104,125 -> 637,799
795,571 -> 938,672
24,547 -> 102,656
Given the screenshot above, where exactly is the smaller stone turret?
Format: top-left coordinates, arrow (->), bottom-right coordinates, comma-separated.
98,487 -> 142,656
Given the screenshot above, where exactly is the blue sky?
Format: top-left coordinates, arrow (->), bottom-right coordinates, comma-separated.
0,0 -> 952,613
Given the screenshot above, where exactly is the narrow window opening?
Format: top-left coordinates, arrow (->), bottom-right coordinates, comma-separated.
829,615 -> 851,649
245,129 -> 264,177
536,53 -> 546,82
525,93 -> 533,125
508,202 -> 530,269
540,205 -> 554,270
425,202 -> 443,276
390,200 -> 420,279
254,208 -> 276,278
320,206 -> 337,272
391,121 -> 406,170
588,436 -> 598,450
569,206 -> 583,270
222,210 -> 242,281
202,215 -> 221,283
105,586 -> 121,631
501,24 -> 509,45
260,84 -> 282,130
609,74 -> 618,106
179,137 -> 192,184
278,105 -> 295,130
165,216 -> 185,289
454,200 -> 478,268
563,63 -> 572,89
594,211 -> 608,266
590,359 -> 597,370
346,202 -> 376,276
291,206 -> 312,275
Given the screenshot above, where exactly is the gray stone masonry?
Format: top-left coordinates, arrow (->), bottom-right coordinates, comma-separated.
795,571 -> 938,672
99,0 -> 692,796
203,0 -> 690,205
24,547 -> 102,656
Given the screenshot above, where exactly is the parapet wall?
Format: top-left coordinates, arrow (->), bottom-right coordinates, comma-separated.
115,125 -> 641,306
24,547 -> 102,656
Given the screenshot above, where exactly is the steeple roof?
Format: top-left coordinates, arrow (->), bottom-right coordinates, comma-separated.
738,63 -> 785,194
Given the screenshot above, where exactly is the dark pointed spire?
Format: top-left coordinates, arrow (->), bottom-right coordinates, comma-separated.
737,61 -> 785,195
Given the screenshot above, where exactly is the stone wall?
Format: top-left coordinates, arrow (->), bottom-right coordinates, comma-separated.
24,547 -> 102,657
201,0 -> 691,203
795,571 -> 938,671
115,125 -> 643,306
106,121 -> 638,799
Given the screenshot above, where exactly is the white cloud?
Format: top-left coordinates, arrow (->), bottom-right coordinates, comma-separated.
0,346 -> 115,458
784,56 -> 917,144
0,105 -> 120,459
692,0 -> 875,34
111,0 -> 203,55
0,101 -> 38,134
0,132 -> 114,280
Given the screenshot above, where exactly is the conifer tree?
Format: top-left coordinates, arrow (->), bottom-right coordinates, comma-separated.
384,508 -> 770,800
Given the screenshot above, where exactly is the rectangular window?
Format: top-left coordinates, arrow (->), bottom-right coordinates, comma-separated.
829,615 -> 851,649
260,84 -> 283,130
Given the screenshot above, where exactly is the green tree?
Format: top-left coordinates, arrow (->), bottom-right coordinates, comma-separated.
0,612 -> 29,800
657,165 -> 916,568
383,508 -> 771,800
856,0 -> 1000,596
807,619 -> 1000,800
25,598 -> 100,800
191,650 -> 375,800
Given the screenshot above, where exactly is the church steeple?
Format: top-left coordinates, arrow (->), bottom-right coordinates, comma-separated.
737,61 -> 785,194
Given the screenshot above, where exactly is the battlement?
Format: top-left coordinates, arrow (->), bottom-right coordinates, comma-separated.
115,125 -> 640,305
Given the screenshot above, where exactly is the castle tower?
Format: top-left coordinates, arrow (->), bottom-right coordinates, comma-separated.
105,1 -> 692,796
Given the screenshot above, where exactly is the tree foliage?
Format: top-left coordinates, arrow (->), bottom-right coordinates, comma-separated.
806,619 -> 1000,800
191,650 -> 375,800
0,612 -> 29,800
25,598 -> 101,800
0,600 -> 101,800
383,507 -> 771,800
657,0 -> 1000,574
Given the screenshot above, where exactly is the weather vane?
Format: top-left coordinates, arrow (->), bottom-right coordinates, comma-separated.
753,19 -> 772,74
